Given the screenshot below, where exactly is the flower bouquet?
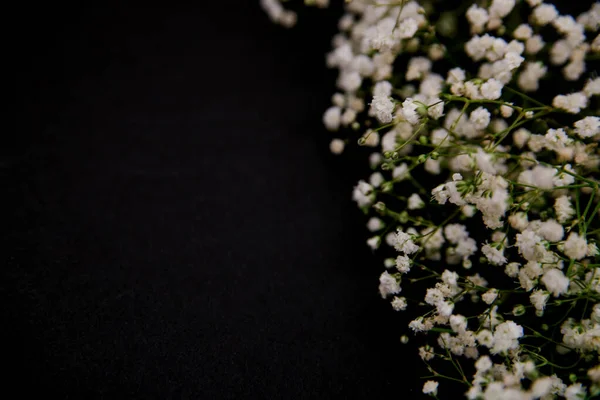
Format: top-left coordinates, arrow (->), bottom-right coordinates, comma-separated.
263,0 -> 600,398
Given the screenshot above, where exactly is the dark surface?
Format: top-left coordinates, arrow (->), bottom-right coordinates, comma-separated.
5,2 -> 422,399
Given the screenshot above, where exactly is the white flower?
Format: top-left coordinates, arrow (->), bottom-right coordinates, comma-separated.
530,290 -> 549,311
367,217 -> 383,232
526,34 -> 545,54
482,289 -> 499,305
323,106 -> 342,131
553,92 -> 588,114
532,3 -> 558,25
369,172 -> 384,188
447,67 -> 466,84
555,196 -> 575,223
480,78 -> 503,99
477,329 -> 494,347
427,97 -> 444,120
408,193 -> 425,210
564,383 -> 586,400
584,77 -> 600,97
373,81 -> 392,97
406,57 -> 432,81
391,296 -> 407,311
564,232 -> 588,260
398,17 -> 418,39
370,94 -> 395,124
514,24 -> 533,40
395,255 -> 411,273
378,271 -> 401,298
509,212 -> 529,231
491,320 -> 524,354
482,244 -> 507,265
466,5 -> 489,32
531,377 -> 554,398
444,224 -> 469,244
394,230 -> 420,254
442,269 -> 459,287
489,0 -> 515,19
352,180 -> 374,207
475,355 -> 493,372
500,103 -> 514,118
367,236 -> 380,250
392,163 -> 409,180
545,128 -> 572,149
338,71 -> 362,92
513,128 -> 530,148
419,346 -> 435,361
329,138 -> 344,154
588,365 -> 600,382
541,268 -> 570,297
574,116 -> 600,139
538,219 -> 564,242
515,229 -> 546,261
469,107 -> 491,130
505,262 -> 520,278
401,98 -> 421,124
422,381 -> 438,395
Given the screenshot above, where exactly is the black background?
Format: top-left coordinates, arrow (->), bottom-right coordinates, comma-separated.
5,2 -> 424,399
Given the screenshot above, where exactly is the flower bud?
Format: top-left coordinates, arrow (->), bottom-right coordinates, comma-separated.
417,154 -> 428,164
373,202 -> 386,213
512,305 -> 526,316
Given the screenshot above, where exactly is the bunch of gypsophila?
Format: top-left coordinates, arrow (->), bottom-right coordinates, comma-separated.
263,0 -> 600,398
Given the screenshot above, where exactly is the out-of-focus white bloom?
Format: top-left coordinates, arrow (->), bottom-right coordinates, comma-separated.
532,3 -> 558,25
584,77 -> 600,97
564,383 -> 586,400
481,78 -> 503,99
329,138 -> 345,154
367,236 -> 380,249
564,232 -> 588,260
323,106 -> 342,131
367,217 -> 384,232
514,24 -> 533,40
538,219 -> 564,242
466,5 -> 489,32
398,17 -> 418,39
352,180 -> 374,207
553,92 -> 588,114
408,193 -> 425,210
541,268 -> 570,297
574,116 -> 600,139
469,107 -> 491,130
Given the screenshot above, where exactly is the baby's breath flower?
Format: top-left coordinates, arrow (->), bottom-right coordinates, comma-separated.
574,116 -> 600,139
391,296 -> 407,311
267,0 -> 600,396
422,380 -> 438,396
564,232 -> 588,260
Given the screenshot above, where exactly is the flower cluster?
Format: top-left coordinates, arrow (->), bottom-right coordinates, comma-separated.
266,0 -> 600,398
